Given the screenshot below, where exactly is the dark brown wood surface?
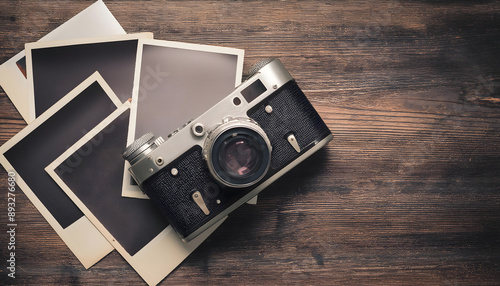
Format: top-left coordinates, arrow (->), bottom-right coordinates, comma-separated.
1,1 -> 499,285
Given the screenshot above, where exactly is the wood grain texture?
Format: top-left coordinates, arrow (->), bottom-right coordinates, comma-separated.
0,0 -> 499,285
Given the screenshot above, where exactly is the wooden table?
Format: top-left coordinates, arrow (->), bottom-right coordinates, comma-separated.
1,1 -> 499,285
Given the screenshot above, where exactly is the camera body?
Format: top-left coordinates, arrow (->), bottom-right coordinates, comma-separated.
123,59 -> 333,242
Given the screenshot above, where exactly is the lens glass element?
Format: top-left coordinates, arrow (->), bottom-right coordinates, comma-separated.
209,127 -> 270,187
219,135 -> 262,179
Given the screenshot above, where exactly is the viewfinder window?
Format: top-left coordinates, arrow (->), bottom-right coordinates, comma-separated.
241,79 -> 267,103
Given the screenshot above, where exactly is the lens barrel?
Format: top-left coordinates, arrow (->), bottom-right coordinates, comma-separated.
204,118 -> 271,188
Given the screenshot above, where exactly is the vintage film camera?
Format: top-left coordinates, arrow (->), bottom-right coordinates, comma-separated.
123,58 -> 333,241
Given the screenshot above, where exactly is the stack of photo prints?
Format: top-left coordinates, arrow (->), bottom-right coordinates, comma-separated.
0,1 -> 254,285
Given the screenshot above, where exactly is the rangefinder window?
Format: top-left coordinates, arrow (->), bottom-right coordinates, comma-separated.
241,79 -> 266,103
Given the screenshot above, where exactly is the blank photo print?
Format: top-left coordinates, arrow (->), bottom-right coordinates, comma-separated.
123,39 -> 244,198
0,0 -> 126,122
25,33 -> 153,121
0,73 -> 119,268
47,102 -> 226,286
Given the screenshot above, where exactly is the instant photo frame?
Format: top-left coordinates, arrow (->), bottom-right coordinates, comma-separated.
0,72 -> 120,268
0,0 -> 125,122
123,39 -> 245,199
25,32 -> 153,122
46,102 -> 225,285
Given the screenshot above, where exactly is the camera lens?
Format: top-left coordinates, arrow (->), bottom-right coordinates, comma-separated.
205,118 -> 271,188
212,128 -> 270,187
219,133 -> 263,179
